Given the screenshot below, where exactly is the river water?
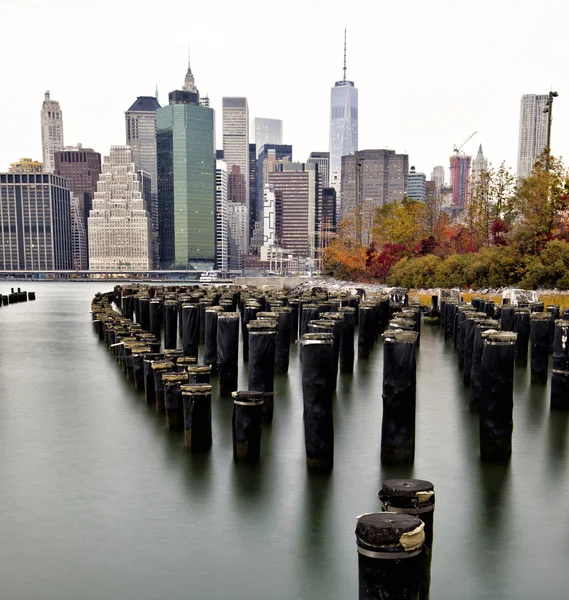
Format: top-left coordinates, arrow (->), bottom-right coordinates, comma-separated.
1,282 -> 567,599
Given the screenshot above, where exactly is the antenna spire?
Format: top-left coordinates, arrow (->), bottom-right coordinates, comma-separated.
343,27 -> 347,82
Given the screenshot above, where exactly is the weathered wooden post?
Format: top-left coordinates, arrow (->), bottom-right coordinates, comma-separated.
513,308 -> 530,367
530,313 -> 553,384
551,320 -> 569,410
232,391 -> 264,463
182,384 -> 213,451
217,312 -> 240,397
248,319 -> 277,424
164,373 -> 189,431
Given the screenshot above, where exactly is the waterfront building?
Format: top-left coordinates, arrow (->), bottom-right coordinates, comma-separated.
341,149 -> 409,219
215,160 -> 229,271
41,91 -> 64,173
269,162 -> 318,259
307,151 -> 330,188
88,146 -> 152,271
0,172 -> 72,270
408,166 -> 427,202
329,30 -> 358,202
449,154 -> 472,210
125,96 -> 161,267
517,93 -> 548,179
9,158 -> 43,174
223,97 -> 249,251
254,118 -> 283,155
156,88 -> 215,269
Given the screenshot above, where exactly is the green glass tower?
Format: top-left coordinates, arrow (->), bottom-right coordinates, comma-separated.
157,89 -> 215,269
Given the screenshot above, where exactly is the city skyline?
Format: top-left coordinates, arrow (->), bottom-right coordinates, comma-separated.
2,0 -> 566,180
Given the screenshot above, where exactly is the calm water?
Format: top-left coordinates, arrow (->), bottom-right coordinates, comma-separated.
1,282 -> 568,599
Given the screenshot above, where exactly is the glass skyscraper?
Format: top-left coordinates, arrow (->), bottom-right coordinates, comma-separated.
156,90 -> 215,269
329,32 -> 358,205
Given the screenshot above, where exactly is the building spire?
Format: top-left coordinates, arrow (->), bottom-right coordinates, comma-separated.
155,83 -> 159,103
343,27 -> 347,83
183,43 -> 198,94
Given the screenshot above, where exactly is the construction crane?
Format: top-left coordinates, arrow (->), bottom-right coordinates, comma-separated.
453,131 -> 477,155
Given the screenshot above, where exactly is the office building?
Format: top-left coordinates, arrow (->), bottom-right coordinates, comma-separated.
88,146 -> 152,270
269,162 -> 318,259
256,144 -> 293,224
156,88 -> 215,269
262,184 -> 276,247
228,203 -> 247,269
125,95 -> 161,266
308,151 -> 330,188
215,160 -> 229,271
408,166 -> 427,202
9,158 -> 43,174
70,195 -> 88,270
449,154 -> 472,210
431,165 -> 445,191
517,93 -> 548,179
0,172 -> 72,270
329,30 -> 358,199
341,149 -> 409,219
41,91 -> 64,173
249,143 -> 257,236
228,165 -> 246,204
254,118 -> 283,154
223,97 -> 249,250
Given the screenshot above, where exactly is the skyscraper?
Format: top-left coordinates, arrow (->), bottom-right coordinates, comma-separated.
249,143 -> 257,236
254,118 -> 283,154
408,166 -> 427,202
0,172 -> 72,270
329,30 -> 358,204
41,91 -> 64,173
70,195 -> 87,270
125,96 -> 161,267
341,149 -> 409,219
228,165 -> 246,204
517,94 -> 548,179
431,165 -> 445,191
223,98 -> 249,247
256,144 -> 293,225
156,89 -> 215,269
215,160 -> 229,271
228,203 -> 247,269
307,152 -> 330,188
88,146 -> 152,271
471,144 -> 488,189
269,162 -> 318,259
449,154 -> 472,210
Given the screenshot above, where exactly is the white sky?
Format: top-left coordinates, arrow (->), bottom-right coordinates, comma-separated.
2,0 -> 567,181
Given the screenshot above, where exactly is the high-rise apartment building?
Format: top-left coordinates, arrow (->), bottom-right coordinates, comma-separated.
517,94 -> 548,179
341,149 -> 409,220
329,31 -> 358,199
431,165 -> 445,192
408,166 -> 427,202
449,154 -> 472,210
88,146 -> 152,271
41,91 -> 64,173
308,152 -> 330,188
0,172 -> 72,270
269,162 -> 318,259
156,89 -> 215,269
254,118 -> 283,154
223,97 -> 249,251
215,160 -> 229,271
125,96 -> 161,267
9,158 -> 43,174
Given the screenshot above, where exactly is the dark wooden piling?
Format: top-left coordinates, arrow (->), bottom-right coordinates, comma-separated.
530,313 -> 553,384
232,391 -> 264,463
182,384 -> 213,451
164,373 -> 189,431
217,312 -> 240,397
513,308 -> 530,367
248,319 -> 277,424
551,320 -> 569,410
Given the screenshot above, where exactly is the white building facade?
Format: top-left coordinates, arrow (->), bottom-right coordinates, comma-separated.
215,160 -> 229,272
88,146 -> 152,270
254,118 -> 283,155
517,94 -> 548,179
431,165 -> 445,192
408,166 -> 427,202
228,202 -> 247,270
41,91 -> 64,173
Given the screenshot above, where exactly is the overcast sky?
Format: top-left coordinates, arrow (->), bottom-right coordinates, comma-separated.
2,0 -> 567,181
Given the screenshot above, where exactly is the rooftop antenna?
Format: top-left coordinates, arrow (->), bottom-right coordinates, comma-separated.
343,27 -> 347,82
